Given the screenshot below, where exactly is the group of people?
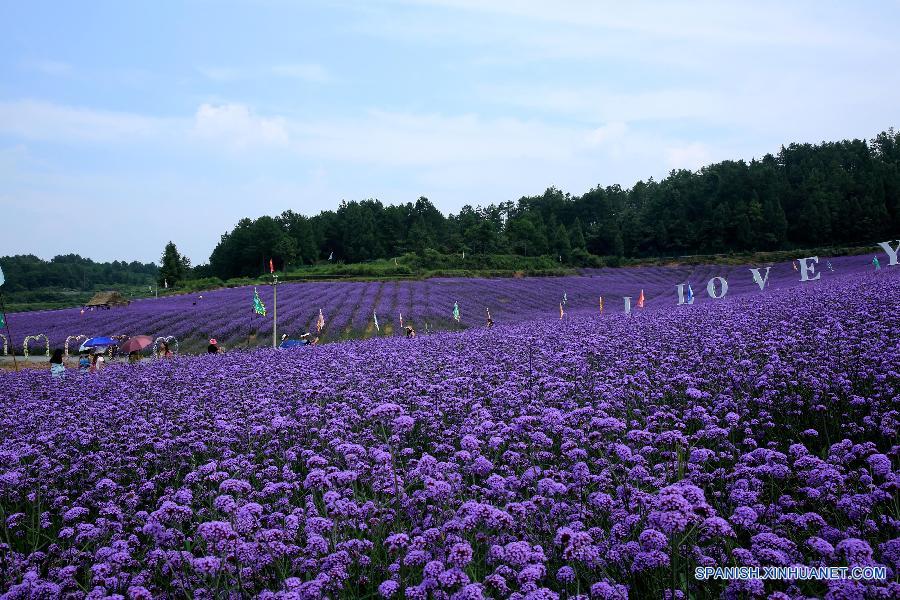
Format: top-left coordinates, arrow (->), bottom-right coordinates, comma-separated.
48,339 -> 180,378
50,348 -> 105,378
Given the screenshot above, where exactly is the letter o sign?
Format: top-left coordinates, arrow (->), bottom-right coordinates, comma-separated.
707,277 -> 728,299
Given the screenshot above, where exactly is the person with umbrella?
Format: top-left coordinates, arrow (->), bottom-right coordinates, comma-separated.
120,335 -> 154,360
78,350 -> 91,372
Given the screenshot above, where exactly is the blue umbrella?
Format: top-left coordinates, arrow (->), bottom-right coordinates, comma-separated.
79,344 -> 108,354
82,336 -> 119,347
279,339 -> 309,349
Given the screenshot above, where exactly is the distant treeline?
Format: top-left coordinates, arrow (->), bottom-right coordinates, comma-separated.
203,129 -> 900,279
0,254 -> 158,292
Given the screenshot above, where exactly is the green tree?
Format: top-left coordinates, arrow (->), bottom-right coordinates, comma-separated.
568,217 -> 587,250
158,241 -> 190,287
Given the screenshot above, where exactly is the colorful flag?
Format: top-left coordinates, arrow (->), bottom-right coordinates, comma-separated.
453,301 -> 460,322
0,265 -> 4,287
599,296 -> 604,314
269,258 -> 275,274
373,311 -> 380,332
792,260 -> 798,272
316,308 -> 325,333
637,289 -> 645,309
252,288 -> 267,316
873,256 -> 881,271
559,302 -> 565,319
827,260 -> 834,272
563,292 -> 568,305
687,284 -> 694,303
0,313 -> 4,328
399,312 -> 403,328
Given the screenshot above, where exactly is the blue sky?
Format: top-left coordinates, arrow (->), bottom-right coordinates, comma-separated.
2,0 -> 898,265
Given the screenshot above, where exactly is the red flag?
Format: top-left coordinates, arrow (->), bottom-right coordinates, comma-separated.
269,258 -> 274,273
637,289 -> 645,309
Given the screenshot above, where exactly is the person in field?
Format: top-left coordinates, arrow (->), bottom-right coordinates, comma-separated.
128,351 -> 141,364
78,350 -> 91,372
89,353 -> 104,374
207,338 -> 220,354
157,341 -> 173,358
405,325 -> 416,339
50,349 -> 66,379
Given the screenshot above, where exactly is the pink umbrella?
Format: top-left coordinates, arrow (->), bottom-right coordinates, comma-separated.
120,335 -> 153,353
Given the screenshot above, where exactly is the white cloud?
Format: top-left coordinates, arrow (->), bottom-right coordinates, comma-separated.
197,66 -> 243,82
586,121 -> 627,146
192,103 -> 290,150
198,63 -> 332,83
22,59 -> 73,76
383,0 -> 892,52
292,111 -> 580,166
0,100 -> 172,143
665,142 -> 713,171
270,63 -> 331,82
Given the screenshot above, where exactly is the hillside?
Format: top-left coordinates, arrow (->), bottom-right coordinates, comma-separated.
4,253 -> 878,355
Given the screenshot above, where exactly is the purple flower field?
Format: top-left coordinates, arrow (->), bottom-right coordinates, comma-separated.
0,264 -> 897,598
4,255 -> 874,354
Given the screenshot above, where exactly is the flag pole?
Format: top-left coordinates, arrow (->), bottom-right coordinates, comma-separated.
0,289 -> 18,371
272,274 -> 278,348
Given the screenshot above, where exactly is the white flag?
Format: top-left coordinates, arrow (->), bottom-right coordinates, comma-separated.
0,265 -> 4,287
164,279 -> 168,289
373,311 -> 380,331
328,252 -> 333,260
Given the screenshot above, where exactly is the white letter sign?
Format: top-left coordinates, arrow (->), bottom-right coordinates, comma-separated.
749,267 -> 771,291
877,240 -> 900,266
798,256 -> 821,282
706,277 -> 728,299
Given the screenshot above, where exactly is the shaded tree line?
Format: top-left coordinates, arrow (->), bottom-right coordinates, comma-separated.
0,254 -> 158,292
205,130 -> 900,278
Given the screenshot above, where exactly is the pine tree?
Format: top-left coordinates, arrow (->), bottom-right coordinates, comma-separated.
159,241 -> 189,287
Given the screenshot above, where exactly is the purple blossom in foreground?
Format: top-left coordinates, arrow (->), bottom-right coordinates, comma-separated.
0,268 -> 898,598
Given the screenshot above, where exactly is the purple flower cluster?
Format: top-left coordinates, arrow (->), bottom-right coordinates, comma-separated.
0,266 -> 897,597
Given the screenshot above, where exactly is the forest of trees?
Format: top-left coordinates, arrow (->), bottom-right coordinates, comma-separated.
0,254 -> 158,292
204,130 -> 900,279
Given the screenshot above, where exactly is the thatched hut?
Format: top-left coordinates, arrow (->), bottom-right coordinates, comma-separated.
85,291 -> 130,309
